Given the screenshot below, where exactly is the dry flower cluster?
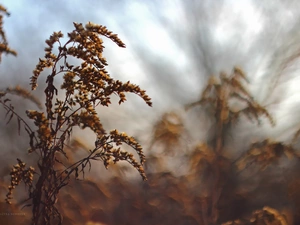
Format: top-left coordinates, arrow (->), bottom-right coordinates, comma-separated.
149,111 -> 185,153
182,68 -> 279,224
1,3 -> 300,225
0,5 -> 16,61
145,68 -> 299,225
236,139 -> 299,171
0,7 -> 151,225
222,206 -> 289,225
186,67 -> 274,127
6,159 -> 35,205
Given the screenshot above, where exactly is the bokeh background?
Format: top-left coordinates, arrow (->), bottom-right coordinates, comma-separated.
1,0 -> 300,224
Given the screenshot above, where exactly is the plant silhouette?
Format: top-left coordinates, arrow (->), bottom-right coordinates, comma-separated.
2,3 -> 300,225
147,68 -> 300,225
0,5 -> 151,225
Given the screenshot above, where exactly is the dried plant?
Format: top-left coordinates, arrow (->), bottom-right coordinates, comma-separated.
248,206 -> 288,225
2,3 -> 300,225
222,206 -> 289,225
183,67 -> 299,225
0,5 -> 16,61
0,14 -> 151,225
186,67 -> 274,128
236,139 -> 299,171
149,111 -> 185,154
144,67 -> 295,224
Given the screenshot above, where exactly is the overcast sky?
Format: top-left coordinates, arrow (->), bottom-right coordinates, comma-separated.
1,0 -> 300,165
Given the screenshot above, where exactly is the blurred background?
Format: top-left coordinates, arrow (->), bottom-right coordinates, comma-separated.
1,0 -> 300,224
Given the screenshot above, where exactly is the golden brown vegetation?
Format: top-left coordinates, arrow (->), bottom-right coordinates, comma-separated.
1,4 -> 300,225
144,68 -> 300,225
0,5 -> 16,61
183,68 -> 277,224
0,5 -> 151,225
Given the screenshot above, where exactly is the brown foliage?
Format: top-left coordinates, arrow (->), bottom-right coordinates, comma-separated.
0,5 -> 16,61
149,111 -> 185,154
1,4 -> 300,225
0,6 -> 151,225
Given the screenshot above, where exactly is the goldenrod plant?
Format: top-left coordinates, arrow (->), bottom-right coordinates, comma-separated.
147,68 -> 299,225
2,3 -> 300,225
184,68 -> 298,225
0,5 -> 151,225
0,5 -> 16,61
